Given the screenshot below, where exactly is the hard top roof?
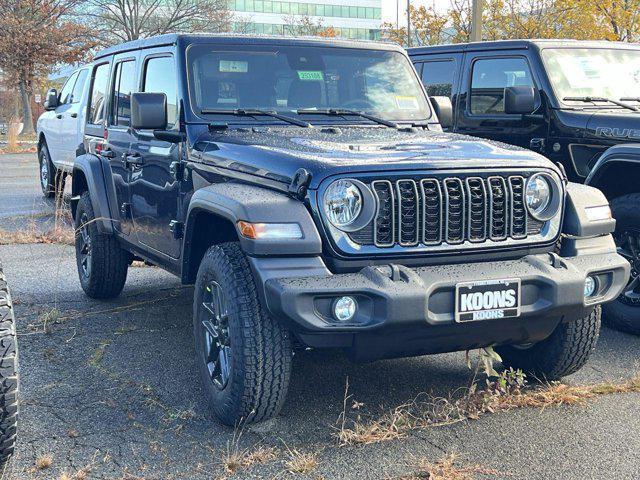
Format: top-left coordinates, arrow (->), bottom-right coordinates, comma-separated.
93,33 -> 404,60
408,39 -> 640,55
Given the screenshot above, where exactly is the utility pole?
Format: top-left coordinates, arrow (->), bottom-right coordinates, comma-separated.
406,0 -> 411,47
471,0 -> 483,42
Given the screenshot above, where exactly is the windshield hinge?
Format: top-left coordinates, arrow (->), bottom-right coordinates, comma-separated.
288,168 -> 312,200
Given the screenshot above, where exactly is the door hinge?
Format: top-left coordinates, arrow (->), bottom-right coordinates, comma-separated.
120,203 -> 132,219
170,161 -> 188,182
169,220 -> 184,239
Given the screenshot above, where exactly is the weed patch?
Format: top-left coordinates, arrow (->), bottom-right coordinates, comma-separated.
283,448 -> 319,475
392,453 -> 509,480
223,445 -> 279,474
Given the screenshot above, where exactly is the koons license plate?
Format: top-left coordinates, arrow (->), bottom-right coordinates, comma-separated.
455,278 -> 521,322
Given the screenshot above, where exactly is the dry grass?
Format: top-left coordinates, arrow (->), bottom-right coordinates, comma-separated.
39,307 -> 62,334
223,445 -> 279,474
337,373 -> 640,447
394,454 -> 508,480
35,454 -> 53,470
0,224 -> 75,245
283,448 -> 319,475
5,120 -> 20,153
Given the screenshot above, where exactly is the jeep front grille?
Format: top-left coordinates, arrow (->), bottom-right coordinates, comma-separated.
357,174 -> 547,249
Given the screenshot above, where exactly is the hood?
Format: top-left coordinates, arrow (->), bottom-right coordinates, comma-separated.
585,109 -> 640,142
188,125 -> 555,189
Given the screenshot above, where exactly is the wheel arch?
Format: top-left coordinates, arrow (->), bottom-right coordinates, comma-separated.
586,146 -> 640,201
181,183 -> 322,284
71,154 -> 114,234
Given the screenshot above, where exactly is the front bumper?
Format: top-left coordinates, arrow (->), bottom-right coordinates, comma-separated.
255,237 -> 629,361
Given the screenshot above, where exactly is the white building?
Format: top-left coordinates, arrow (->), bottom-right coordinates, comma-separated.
229,0 -> 383,40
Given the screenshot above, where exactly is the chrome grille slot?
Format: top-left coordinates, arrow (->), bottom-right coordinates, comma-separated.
509,176 -> 527,239
444,178 -> 465,244
466,177 -> 487,242
420,179 -> 442,244
372,180 -> 395,247
396,180 -> 420,246
488,177 -> 508,240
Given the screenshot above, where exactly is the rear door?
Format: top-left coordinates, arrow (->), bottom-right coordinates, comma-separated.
129,51 -> 182,258
455,53 -> 547,149
104,53 -> 139,236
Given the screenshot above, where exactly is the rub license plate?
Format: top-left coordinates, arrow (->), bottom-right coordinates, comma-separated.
455,279 -> 521,322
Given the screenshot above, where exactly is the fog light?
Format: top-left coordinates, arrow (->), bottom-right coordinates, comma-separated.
333,296 -> 357,322
584,276 -> 597,297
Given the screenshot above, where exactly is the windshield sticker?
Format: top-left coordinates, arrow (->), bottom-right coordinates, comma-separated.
219,60 -> 248,73
395,95 -> 419,110
297,70 -> 324,81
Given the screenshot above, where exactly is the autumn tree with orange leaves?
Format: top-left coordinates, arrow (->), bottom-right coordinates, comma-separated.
0,0 -> 95,134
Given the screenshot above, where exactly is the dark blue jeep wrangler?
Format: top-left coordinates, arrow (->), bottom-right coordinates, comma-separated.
71,35 -> 628,425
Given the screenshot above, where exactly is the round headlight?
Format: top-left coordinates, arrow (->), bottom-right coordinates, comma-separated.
525,174 -> 552,219
323,179 -> 363,228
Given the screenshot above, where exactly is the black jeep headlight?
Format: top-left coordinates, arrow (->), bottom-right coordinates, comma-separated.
322,179 -> 376,232
525,173 -> 560,221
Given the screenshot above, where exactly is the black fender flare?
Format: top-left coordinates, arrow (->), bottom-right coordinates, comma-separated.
182,183 -> 322,278
585,144 -> 640,200
71,154 -> 114,234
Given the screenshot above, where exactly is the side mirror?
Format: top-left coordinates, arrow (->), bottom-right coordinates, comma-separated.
504,86 -> 536,115
43,89 -> 58,110
429,96 -> 453,130
131,92 -> 167,130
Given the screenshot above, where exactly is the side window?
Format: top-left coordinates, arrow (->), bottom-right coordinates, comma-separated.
421,60 -> 455,98
70,69 -> 89,104
87,63 -> 110,125
111,60 -> 136,127
470,57 -> 534,115
59,71 -> 78,105
142,56 -> 178,127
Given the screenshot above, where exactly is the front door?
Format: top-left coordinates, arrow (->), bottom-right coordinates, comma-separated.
129,53 -> 182,258
59,68 -> 89,166
455,54 -> 548,151
48,70 -> 79,165
105,55 -> 138,236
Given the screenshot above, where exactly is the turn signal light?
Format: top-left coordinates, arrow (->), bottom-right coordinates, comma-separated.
237,221 -> 303,240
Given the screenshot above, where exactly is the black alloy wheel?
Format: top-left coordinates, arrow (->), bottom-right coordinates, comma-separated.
199,280 -> 232,390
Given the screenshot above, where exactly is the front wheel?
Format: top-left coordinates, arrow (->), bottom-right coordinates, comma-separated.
602,193 -> 640,335
193,242 -> 292,426
496,307 -> 601,381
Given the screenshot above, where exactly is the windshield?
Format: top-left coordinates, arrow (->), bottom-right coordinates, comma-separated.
542,48 -> 640,105
187,44 -> 431,123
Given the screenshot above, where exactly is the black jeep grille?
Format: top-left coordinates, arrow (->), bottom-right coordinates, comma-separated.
352,174 -> 545,248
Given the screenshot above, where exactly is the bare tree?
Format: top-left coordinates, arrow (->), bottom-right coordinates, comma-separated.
0,0 -> 94,134
86,0 -> 233,44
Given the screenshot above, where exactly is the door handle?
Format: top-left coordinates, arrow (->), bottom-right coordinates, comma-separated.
100,148 -> 116,159
55,114 -> 63,119
70,113 -> 78,118
124,153 -> 143,168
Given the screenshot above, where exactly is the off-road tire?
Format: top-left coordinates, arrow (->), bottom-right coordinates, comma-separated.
496,306 -> 601,380
75,192 -> 129,299
0,264 -> 18,476
193,242 -> 292,425
602,193 -> 640,335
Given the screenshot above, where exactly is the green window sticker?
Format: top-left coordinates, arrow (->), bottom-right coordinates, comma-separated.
297,70 -> 324,81
219,60 -> 248,73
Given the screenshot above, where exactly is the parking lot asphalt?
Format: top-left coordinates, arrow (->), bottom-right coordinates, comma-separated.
1,153 -> 640,479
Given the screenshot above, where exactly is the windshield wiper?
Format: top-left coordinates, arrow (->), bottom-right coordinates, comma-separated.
563,96 -> 638,112
200,108 -> 312,128
296,108 -> 399,128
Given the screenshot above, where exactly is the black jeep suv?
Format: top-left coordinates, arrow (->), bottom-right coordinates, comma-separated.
71,34 -> 628,425
408,40 -> 640,334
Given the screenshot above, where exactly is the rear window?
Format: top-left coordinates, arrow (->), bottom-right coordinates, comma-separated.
111,60 -> 136,127
421,60 -> 455,98
87,63 -> 110,125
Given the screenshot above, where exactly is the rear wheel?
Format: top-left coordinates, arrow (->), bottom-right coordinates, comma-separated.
602,193 -> 640,335
0,263 -> 18,476
193,242 -> 292,425
74,192 -> 129,299
496,307 -> 601,380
